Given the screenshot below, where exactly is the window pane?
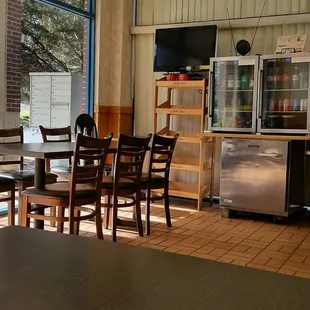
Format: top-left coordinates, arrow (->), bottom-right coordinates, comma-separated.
22,0 -> 87,135
56,0 -> 86,10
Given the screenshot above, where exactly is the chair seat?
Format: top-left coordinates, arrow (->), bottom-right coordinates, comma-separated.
127,173 -> 165,189
51,165 -> 71,175
22,182 -> 96,200
0,170 -> 57,182
0,176 -> 15,187
102,176 -> 135,190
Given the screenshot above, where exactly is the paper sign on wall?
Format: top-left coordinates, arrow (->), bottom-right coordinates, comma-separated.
275,35 -> 307,54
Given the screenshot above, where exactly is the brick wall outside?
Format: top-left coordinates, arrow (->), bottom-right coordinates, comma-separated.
6,0 -> 22,113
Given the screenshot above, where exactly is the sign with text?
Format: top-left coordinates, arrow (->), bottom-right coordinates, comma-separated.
275,35 -> 307,54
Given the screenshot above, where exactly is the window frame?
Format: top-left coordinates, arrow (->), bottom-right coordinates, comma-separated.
35,0 -> 96,116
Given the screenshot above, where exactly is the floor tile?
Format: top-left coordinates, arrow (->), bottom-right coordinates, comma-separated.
4,198 -> 310,279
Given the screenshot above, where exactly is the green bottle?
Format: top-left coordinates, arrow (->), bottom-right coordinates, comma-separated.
240,67 -> 248,90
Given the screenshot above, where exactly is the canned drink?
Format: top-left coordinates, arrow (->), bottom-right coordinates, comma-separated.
270,99 -> 276,111
292,98 -> 300,111
288,99 -> 292,111
278,99 -> 284,111
283,99 -> 290,111
300,99 -> 308,111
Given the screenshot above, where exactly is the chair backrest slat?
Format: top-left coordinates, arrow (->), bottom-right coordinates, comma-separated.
78,153 -> 102,161
0,161 -> 21,166
0,126 -> 24,170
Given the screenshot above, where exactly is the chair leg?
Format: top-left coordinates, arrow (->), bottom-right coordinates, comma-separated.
103,195 -> 111,229
20,196 -> 30,227
164,184 -> 172,227
50,207 -> 56,227
74,209 -> 81,236
145,188 -> 151,235
8,186 -> 15,226
57,206 -> 65,233
17,183 -> 23,226
135,194 -> 144,238
112,199 -> 118,242
103,208 -> 110,229
68,205 -> 75,235
95,201 -> 104,240
132,206 -> 136,220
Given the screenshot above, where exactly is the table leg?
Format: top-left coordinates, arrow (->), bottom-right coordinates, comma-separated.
34,158 -> 46,229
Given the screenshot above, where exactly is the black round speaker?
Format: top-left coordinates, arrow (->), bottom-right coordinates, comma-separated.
236,40 -> 251,56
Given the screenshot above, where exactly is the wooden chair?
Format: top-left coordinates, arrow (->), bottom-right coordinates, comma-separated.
74,113 -> 98,138
39,125 -> 72,179
75,113 -> 113,175
0,178 -> 16,225
142,133 -> 179,235
0,127 -> 58,225
101,133 -> 152,242
20,133 -> 113,239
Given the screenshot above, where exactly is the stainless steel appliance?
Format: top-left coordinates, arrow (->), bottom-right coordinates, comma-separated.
208,56 -> 260,133
220,138 -> 305,218
257,53 -> 310,134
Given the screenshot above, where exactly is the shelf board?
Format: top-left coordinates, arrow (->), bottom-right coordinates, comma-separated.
154,157 -> 211,172
158,130 -> 201,143
264,88 -> 308,92
156,79 -> 205,89
215,110 -> 253,113
168,181 -> 199,199
266,111 -> 307,113
215,89 -> 254,92
156,105 -> 202,116
201,131 -> 310,141
154,156 -> 200,172
159,182 -> 209,199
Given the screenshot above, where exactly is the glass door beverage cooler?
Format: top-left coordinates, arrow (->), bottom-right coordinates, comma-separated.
257,53 -> 310,134
208,56 -> 259,133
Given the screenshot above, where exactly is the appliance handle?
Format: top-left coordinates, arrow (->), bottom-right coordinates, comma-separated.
208,70 -> 214,117
258,69 -> 263,119
257,152 -> 283,158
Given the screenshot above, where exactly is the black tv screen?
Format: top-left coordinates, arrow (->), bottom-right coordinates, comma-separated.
153,25 -> 217,72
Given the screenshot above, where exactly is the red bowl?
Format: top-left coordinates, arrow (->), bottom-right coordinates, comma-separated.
166,74 -> 177,81
178,74 -> 190,81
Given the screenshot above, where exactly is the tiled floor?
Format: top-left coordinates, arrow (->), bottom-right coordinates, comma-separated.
2,198 -> 310,279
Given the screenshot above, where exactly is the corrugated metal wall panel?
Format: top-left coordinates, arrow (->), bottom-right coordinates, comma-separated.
137,0 -> 310,26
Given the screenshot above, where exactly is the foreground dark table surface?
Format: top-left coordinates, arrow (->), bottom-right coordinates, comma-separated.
1,227 -> 310,310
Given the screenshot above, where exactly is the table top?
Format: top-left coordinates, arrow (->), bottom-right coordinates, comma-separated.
201,132 -> 310,141
0,141 -> 118,159
1,226 -> 310,310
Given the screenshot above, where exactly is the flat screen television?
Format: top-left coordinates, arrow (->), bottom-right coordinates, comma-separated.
153,25 -> 218,73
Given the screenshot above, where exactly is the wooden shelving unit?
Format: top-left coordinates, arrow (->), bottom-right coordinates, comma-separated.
154,77 -> 215,210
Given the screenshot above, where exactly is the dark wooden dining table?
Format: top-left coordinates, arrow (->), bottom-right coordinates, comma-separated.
1,226 -> 310,310
0,141 -> 118,229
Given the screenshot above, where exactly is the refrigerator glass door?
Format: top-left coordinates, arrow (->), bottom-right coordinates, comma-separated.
209,57 -> 258,132
220,139 -> 288,216
258,54 -> 310,134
